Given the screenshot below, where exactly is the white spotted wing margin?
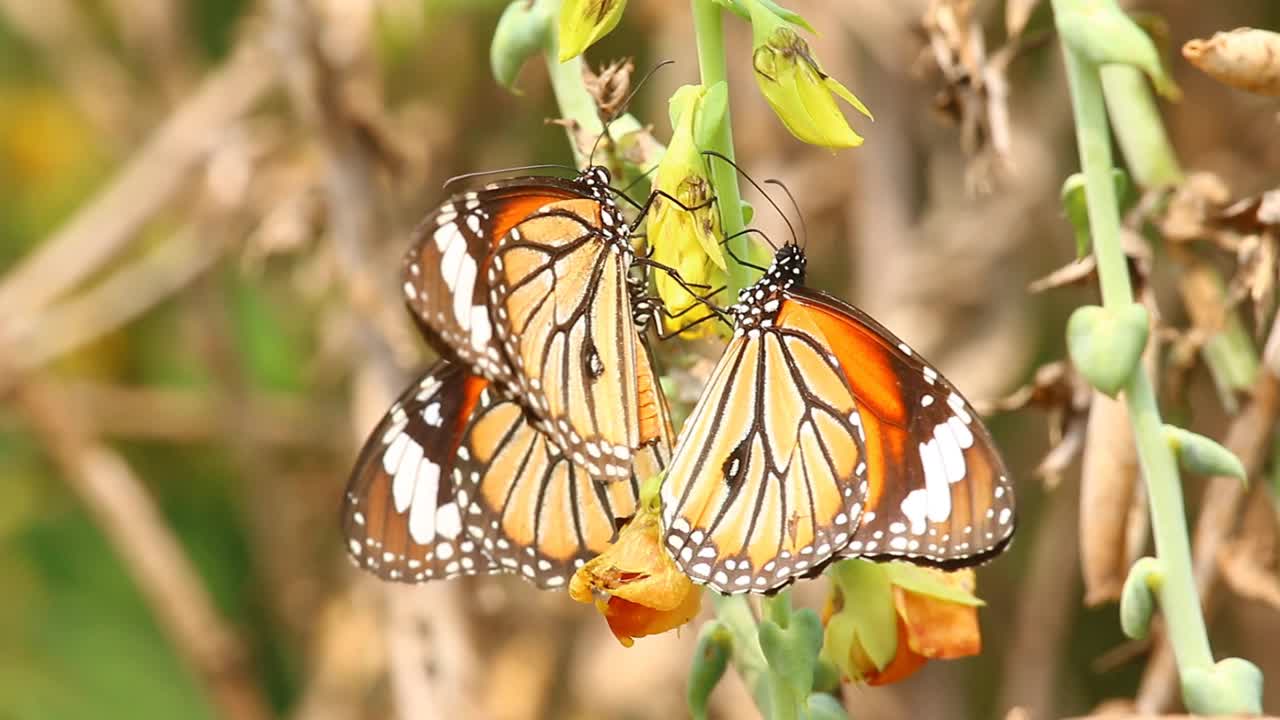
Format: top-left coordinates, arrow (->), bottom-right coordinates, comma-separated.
788,288 -> 1017,569
342,361 -> 495,583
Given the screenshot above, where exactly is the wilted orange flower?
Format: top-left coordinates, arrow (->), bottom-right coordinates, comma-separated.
570,487 -> 701,647
822,560 -> 982,685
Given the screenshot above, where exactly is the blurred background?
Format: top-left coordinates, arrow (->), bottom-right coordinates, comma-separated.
2,1 -> 1279,718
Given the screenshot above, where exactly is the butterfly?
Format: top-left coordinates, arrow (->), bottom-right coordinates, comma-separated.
660,241 -> 1015,594
400,166 -> 671,484
342,359 -> 673,588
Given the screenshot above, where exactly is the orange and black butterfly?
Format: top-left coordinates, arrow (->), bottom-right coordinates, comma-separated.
342,359 -> 672,588
401,166 -> 670,484
660,242 -> 1015,594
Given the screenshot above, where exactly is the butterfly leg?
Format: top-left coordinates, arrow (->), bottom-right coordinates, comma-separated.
718,228 -> 773,273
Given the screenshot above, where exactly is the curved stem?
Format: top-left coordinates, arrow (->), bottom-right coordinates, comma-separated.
1055,6 -> 1214,684
691,0 -> 761,296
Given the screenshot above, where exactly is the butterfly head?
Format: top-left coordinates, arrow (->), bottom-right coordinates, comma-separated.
579,165 -> 612,194
578,165 -> 630,243
730,243 -> 806,332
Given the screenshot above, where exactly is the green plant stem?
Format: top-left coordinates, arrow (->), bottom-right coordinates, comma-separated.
1057,22 -> 1214,682
691,0 -> 760,295
1101,66 -> 1182,189
543,6 -> 648,171
713,595 -> 777,717
545,51 -> 605,168
1102,66 -> 1259,403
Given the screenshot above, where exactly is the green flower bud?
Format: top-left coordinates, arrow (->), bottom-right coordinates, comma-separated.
648,84 -> 730,338
1119,556 -> 1161,640
1182,658 -> 1264,715
687,621 -> 732,720
1163,425 -> 1247,483
747,0 -> 871,149
1066,303 -> 1149,398
558,0 -> 627,62
491,0 -> 554,92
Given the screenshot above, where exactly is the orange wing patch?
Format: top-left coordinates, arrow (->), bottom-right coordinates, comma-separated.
783,291 -> 1015,567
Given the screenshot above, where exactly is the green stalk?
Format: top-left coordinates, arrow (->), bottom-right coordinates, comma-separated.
545,51 -> 605,168
691,0 -> 760,295
1101,65 -> 1259,404
1056,18 -> 1214,680
1100,66 -> 1182,189
713,595 -> 779,717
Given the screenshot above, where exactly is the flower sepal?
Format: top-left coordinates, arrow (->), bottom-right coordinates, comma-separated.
570,477 -> 702,647
822,560 -> 984,685
746,0 -> 871,149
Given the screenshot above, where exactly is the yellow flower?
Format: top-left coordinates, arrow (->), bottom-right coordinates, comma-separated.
821,560 -> 983,685
558,0 -> 628,62
647,84 -> 730,338
570,480 -> 701,647
747,0 -> 872,149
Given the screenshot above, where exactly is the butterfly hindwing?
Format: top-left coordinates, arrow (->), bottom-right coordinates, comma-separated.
457,385 -> 673,589
787,288 -> 1016,566
342,361 -> 495,582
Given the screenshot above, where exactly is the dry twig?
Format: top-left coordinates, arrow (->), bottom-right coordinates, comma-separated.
0,37 -> 275,321
0,379 -> 345,450
3,225 -> 229,372
12,376 -> 274,720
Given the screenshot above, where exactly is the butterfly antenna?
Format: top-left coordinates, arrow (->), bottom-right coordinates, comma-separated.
701,150 -> 798,250
765,179 -> 808,250
443,164 -> 575,190
587,59 -> 676,169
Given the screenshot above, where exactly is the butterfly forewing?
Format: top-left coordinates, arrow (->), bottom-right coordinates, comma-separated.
342,362 -> 496,582
785,289 -> 1016,566
661,325 -> 869,594
488,198 -> 647,481
402,183 -> 585,390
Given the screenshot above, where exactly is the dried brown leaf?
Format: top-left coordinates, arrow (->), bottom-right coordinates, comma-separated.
981,361 -> 1092,486
1005,0 -> 1041,41
1160,171 -> 1232,243
1229,233 -> 1278,335
1219,188 -> 1280,232
583,58 -> 633,121
1080,391 -> 1141,606
1028,257 -> 1096,294
916,0 -> 1023,192
1027,229 -> 1152,294
1184,27 -> 1280,98
1217,540 -> 1280,611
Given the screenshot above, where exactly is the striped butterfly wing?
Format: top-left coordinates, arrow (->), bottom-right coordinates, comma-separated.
785,288 -> 1016,567
660,321 -> 870,594
401,180 -> 585,389
342,361 -> 496,582
488,196 -> 657,482
458,382 -> 674,589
